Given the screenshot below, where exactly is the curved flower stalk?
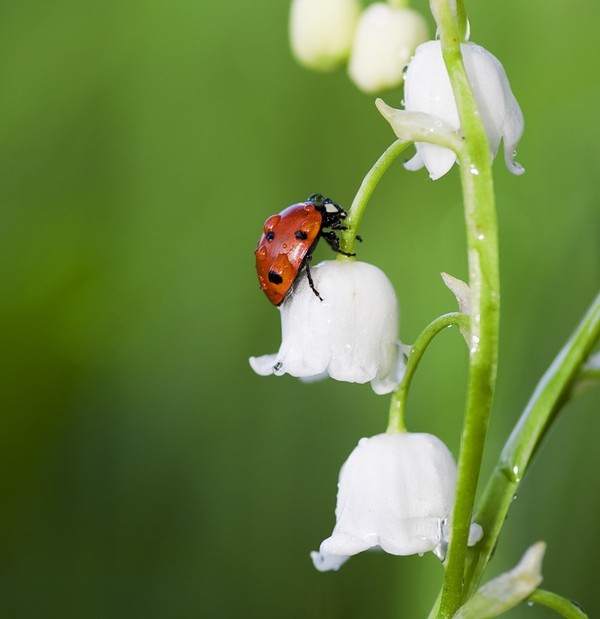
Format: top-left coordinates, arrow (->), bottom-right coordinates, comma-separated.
289,0 -> 360,71
403,40 -> 524,180
311,432 -> 482,571
348,3 -> 428,93
249,260 -> 403,394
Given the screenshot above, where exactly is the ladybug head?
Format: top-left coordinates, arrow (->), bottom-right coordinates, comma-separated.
307,193 -> 347,225
307,193 -> 327,206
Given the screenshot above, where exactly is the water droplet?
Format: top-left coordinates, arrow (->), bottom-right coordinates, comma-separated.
469,165 -> 479,176
512,494 -> 518,501
513,465 -> 521,482
526,601 -> 534,607
501,464 -> 522,483
400,99 -> 406,107
477,232 -> 485,240
257,246 -> 268,259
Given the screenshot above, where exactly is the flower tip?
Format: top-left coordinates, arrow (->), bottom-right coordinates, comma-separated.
468,523 -> 484,546
310,550 -> 349,572
519,541 -> 546,581
248,354 -> 278,376
375,97 -> 395,121
506,155 -> 525,176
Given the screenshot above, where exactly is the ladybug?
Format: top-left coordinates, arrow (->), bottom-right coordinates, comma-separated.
255,193 -> 354,305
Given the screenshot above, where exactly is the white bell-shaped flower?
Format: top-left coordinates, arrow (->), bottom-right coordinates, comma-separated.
311,432 -> 483,571
289,0 -> 360,71
249,260 -> 402,395
403,40 -> 525,180
348,3 -> 428,93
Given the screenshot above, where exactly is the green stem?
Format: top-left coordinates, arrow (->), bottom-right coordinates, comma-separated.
430,2 -> 500,617
388,313 -> 469,433
529,590 -> 590,619
462,291 -> 600,598
338,140 -> 412,257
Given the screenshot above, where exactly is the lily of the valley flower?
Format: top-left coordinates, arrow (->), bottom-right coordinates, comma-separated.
311,432 -> 483,571
348,3 -> 428,93
249,260 -> 403,395
403,40 -> 525,180
289,0 -> 360,71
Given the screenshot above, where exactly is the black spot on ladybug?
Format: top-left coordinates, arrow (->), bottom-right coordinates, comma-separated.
268,270 -> 283,285
294,230 -> 308,240
265,231 -> 275,241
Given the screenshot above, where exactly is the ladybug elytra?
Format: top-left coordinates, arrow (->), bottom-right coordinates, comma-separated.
255,194 -> 354,305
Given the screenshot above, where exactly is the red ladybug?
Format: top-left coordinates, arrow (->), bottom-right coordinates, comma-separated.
255,193 -> 354,305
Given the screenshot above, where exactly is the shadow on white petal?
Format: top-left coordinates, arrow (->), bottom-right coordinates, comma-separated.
503,144 -> 525,175
403,151 -> 424,171
310,551 -> 350,572
299,371 -> 329,384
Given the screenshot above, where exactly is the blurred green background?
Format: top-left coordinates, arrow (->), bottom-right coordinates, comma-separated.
1,0 -> 598,617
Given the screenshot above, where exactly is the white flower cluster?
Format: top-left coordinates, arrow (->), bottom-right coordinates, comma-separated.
289,0 -> 429,92
250,259 -> 483,570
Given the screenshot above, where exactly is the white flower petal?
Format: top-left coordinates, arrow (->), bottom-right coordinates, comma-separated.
248,354 -> 278,376
403,40 -> 524,178
250,261 -> 401,394
348,4 -> 428,93
310,550 -> 350,572
312,433 -> 467,570
418,142 -> 458,180
403,151 -> 424,172
289,0 -> 360,71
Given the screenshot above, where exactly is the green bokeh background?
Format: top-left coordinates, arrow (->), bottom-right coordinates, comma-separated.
1,1 -> 598,617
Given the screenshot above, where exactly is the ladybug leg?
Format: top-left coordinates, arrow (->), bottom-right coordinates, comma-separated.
304,258 -> 324,302
321,230 -> 356,257
328,221 -> 362,241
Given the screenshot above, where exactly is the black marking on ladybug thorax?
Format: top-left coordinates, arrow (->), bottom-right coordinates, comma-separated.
265,231 -> 275,241
294,230 -> 308,240
268,270 -> 283,285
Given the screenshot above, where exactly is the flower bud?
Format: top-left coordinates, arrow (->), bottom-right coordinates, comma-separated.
289,0 -> 360,71
348,3 -> 429,93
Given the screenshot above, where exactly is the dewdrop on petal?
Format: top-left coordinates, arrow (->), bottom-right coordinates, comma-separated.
289,0 -> 360,71
403,40 -> 525,180
348,3 -> 428,93
311,432 -> 483,571
249,260 -> 403,395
